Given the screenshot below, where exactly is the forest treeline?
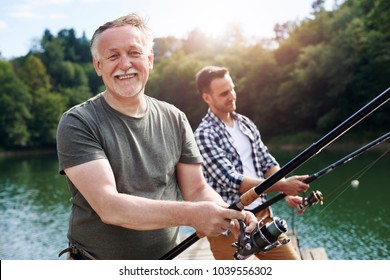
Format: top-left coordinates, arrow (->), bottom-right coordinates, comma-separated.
0,0 -> 389,150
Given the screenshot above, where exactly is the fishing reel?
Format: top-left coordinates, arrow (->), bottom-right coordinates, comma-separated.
232,217 -> 290,260
298,190 -> 324,210
231,191 -> 323,259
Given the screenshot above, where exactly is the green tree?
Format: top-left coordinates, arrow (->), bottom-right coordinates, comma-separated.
1,0 -> 388,149
17,55 -> 51,91
29,89 -> 67,146
316,0 -> 390,131
60,61 -> 89,88
59,86 -> 93,108
0,60 -> 32,147
153,36 -> 182,63
40,38 -> 65,87
148,52 -> 205,128
15,54 -> 68,146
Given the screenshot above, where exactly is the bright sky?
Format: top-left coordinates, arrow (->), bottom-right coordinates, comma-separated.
0,0 -> 337,59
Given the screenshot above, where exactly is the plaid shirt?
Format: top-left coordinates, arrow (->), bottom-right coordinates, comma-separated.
194,110 -> 278,206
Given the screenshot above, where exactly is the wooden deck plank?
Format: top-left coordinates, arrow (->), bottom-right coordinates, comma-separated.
289,231 -> 328,260
301,248 -> 329,260
175,236 -> 213,260
175,231 -> 328,260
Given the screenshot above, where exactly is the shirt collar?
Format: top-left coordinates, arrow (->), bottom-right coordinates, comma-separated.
206,109 -> 239,127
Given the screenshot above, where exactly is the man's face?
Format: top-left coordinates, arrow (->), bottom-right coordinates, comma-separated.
93,25 -> 154,98
203,74 -> 237,115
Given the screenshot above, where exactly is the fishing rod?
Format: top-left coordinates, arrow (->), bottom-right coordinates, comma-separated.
232,131 -> 390,259
249,131 -> 390,214
160,86 -> 390,260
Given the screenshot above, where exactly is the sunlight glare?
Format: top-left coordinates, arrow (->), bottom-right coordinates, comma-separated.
191,1 -> 273,41
195,2 -> 236,38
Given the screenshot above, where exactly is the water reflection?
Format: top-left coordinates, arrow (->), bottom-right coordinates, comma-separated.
0,150 -> 389,260
0,154 -> 70,260
271,149 -> 390,260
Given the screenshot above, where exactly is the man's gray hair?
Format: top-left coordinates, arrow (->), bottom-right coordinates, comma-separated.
90,13 -> 154,59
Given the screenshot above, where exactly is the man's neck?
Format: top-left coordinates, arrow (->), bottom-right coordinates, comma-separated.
212,110 -> 234,127
103,91 -> 147,117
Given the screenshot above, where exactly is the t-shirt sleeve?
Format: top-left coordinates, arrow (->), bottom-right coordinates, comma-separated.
56,110 -> 107,175
178,112 -> 203,164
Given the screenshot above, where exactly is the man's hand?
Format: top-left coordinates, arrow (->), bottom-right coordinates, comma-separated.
278,175 -> 310,196
192,202 -> 257,239
191,202 -> 246,237
285,195 -> 305,214
229,210 -> 257,240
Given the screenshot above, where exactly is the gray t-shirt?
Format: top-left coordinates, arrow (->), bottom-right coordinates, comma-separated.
56,93 -> 202,259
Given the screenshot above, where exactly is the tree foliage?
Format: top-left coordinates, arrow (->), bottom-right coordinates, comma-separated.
0,60 -> 32,147
0,0 -> 388,150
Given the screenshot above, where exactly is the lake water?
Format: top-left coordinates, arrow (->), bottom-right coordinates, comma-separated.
0,147 -> 389,260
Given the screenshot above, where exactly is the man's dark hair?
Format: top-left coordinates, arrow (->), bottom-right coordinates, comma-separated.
195,66 -> 229,95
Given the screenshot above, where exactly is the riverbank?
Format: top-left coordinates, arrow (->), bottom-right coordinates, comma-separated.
0,148 -> 57,157
1,131 -> 388,157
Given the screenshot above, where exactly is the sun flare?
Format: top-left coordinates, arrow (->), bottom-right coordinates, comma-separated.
191,1 -> 270,40
195,2 -> 237,37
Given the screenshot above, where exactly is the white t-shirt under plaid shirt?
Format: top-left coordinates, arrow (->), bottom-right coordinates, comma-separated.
194,109 -> 278,207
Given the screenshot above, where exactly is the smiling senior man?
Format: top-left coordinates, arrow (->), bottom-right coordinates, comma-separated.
56,13 -> 256,260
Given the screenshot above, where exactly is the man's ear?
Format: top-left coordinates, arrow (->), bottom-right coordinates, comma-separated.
202,92 -> 211,104
92,58 -> 102,76
148,49 -> 154,70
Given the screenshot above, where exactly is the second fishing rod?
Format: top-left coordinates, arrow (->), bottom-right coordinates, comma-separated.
231,131 -> 389,259
250,131 -> 390,215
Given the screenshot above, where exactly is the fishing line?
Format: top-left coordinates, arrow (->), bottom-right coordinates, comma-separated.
318,148 -> 390,214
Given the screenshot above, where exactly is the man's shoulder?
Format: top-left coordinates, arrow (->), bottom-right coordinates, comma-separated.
234,112 -> 252,122
146,95 -> 183,115
195,120 -> 210,133
234,113 -> 258,129
195,115 -> 220,138
63,94 -> 102,115
60,94 -> 103,125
